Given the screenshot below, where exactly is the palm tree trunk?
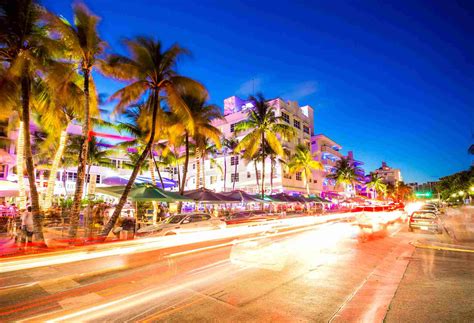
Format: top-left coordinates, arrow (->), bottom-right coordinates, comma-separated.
16,121 -> 26,209
195,146 -> 201,189
261,135 -> 265,199
69,68 -> 91,239
177,162 -> 181,192
180,133 -> 189,194
21,72 -> 45,244
223,152 -> 227,192
44,129 -> 68,209
152,154 -> 165,189
270,157 -> 274,194
100,91 -> 160,238
254,160 -> 259,194
62,168 -> 68,196
149,153 -> 159,224
202,154 -> 206,189
85,164 -> 92,195
232,154 -> 238,191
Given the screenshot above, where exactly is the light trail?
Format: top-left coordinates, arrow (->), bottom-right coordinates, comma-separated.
0,213 -> 356,274
27,222 -> 356,322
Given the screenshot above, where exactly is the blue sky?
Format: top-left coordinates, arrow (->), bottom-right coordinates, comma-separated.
43,0 -> 474,183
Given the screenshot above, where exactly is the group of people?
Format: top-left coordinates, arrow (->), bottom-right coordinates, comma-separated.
2,203 -> 34,246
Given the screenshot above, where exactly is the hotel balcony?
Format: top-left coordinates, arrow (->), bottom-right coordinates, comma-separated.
321,145 -> 342,158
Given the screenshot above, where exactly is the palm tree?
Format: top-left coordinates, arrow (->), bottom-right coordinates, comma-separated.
366,173 -> 387,199
287,144 -> 323,195
45,3 -> 106,239
99,37 -> 204,238
327,157 -> 359,195
179,93 -> 222,193
395,181 -> 412,201
235,93 -> 295,198
160,149 -> 185,190
33,61 -> 86,209
222,137 -> 239,191
0,0 -> 64,244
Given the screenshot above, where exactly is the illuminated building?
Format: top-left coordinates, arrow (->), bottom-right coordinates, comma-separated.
373,161 -> 402,186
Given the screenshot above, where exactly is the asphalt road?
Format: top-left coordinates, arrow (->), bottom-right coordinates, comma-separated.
0,211 -> 472,322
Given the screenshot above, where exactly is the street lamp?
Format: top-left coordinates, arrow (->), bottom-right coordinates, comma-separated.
451,193 -> 457,198
458,191 -> 464,196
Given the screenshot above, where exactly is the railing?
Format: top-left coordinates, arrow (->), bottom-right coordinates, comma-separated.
321,145 -> 341,157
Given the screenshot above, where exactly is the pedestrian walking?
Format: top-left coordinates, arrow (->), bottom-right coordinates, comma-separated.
21,206 -> 34,246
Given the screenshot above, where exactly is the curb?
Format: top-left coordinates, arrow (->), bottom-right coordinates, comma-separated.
410,241 -> 474,253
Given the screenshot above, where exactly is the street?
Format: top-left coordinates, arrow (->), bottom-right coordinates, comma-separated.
0,210 -> 473,322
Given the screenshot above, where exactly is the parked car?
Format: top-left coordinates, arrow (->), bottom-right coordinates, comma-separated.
419,204 -> 438,213
225,211 -> 279,225
137,213 -> 226,237
408,211 -> 443,233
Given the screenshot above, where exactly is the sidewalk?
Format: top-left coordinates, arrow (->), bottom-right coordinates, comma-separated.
0,227 -> 115,258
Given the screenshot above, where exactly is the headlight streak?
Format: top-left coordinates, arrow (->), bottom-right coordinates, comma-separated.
0,213 -> 356,274
30,223 -> 350,322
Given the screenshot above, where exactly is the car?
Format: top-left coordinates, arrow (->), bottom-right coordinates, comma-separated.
408,211 -> 443,234
225,211 -> 278,225
137,213 -> 226,237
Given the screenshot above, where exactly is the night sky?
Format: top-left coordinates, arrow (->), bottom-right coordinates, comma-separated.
43,0 -> 474,183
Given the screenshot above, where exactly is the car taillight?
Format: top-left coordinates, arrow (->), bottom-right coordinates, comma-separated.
410,217 -> 414,222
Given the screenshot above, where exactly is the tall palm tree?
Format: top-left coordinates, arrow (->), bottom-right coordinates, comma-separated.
99,37 -> 204,238
287,144 -> 323,195
33,61 -> 86,209
45,3 -> 106,239
366,173 -> 387,199
179,93 -> 222,193
235,93 -> 295,198
0,0 -> 63,244
327,157 -> 358,195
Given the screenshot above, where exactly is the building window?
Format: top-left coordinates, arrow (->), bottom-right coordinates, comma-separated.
303,125 -> 309,134
210,175 -> 217,184
281,112 -> 290,124
192,163 -> 195,170
313,179 -> 317,183
247,171 -> 251,178
0,164 -> 6,178
296,172 -> 302,181
294,120 -> 300,129
230,123 -> 237,132
230,156 -> 239,166
67,172 -> 77,181
231,173 -> 239,183
283,172 -> 291,179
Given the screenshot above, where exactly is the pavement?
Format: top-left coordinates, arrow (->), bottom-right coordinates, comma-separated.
0,208 -> 473,322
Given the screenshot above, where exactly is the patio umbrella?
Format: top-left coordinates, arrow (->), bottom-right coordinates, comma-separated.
252,194 -> 284,202
96,184 -> 191,202
307,195 -> 331,203
183,188 -> 240,203
0,180 -> 26,197
272,193 -> 303,203
220,190 -> 266,203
